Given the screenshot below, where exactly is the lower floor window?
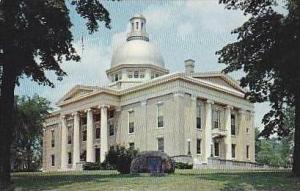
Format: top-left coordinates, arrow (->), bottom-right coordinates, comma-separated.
129,142 -> 135,150
51,155 -> 55,166
68,152 -> 72,164
196,139 -> 201,154
96,128 -> 100,139
232,144 -> 236,158
214,142 -> 219,157
157,138 -> 164,152
246,145 -> 250,159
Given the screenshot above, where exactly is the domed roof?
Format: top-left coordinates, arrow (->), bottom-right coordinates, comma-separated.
110,14 -> 165,69
111,39 -> 165,68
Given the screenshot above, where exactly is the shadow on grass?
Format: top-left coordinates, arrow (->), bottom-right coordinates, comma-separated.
176,170 -> 300,191
12,171 -> 141,190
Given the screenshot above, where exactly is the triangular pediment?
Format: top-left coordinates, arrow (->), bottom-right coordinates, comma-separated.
56,85 -> 99,105
191,72 -> 246,94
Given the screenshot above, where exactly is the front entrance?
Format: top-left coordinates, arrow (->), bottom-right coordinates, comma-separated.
95,148 -> 100,163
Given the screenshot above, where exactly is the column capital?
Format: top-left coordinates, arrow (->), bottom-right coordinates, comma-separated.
238,109 -> 248,114
98,105 -> 110,109
72,111 -> 79,116
206,99 -> 214,104
225,105 -> 233,110
84,108 -> 93,113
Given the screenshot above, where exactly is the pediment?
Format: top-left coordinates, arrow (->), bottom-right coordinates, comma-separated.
192,72 -> 246,94
56,85 -> 99,105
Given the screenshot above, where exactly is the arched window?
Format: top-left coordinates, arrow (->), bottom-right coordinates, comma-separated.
136,22 -> 138,30
141,22 -> 144,30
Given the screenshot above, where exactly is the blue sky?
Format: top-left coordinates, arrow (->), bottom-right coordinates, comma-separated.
16,0 -> 270,128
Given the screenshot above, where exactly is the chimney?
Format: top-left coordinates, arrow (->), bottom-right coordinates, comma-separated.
184,59 -> 195,74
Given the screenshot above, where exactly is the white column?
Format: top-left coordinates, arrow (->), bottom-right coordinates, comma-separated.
72,112 -> 80,169
224,105 -> 233,160
100,105 -> 109,163
60,116 -> 68,170
204,100 -> 213,163
86,108 -> 95,162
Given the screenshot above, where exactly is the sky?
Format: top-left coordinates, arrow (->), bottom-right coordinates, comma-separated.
15,0 -> 271,128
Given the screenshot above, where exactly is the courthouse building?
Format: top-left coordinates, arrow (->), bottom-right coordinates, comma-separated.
42,14 -> 255,171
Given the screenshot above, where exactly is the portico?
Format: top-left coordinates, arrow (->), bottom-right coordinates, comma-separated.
59,105 -> 113,170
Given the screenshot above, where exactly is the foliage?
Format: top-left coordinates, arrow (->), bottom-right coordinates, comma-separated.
0,0 -> 114,188
10,95 -> 51,172
217,0 -> 300,175
105,146 -> 138,174
174,162 -> 193,169
82,162 -> 115,171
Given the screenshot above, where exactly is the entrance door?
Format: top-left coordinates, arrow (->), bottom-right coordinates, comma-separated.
95,148 -> 100,163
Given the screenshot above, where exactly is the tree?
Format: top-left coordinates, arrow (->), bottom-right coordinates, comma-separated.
217,0 -> 300,176
11,95 -> 51,172
0,0 -> 113,189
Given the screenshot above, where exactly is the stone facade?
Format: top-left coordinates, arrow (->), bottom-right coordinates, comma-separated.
42,14 -> 255,171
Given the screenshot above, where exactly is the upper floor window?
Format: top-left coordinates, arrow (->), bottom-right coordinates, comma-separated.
114,74 -> 119,82
81,117 -> 87,126
128,71 -> 133,78
136,22 -> 138,30
94,114 -> 100,122
82,129 -> 87,142
109,110 -> 114,118
157,137 -> 164,152
196,105 -> 202,129
96,127 -> 100,139
141,22 -> 144,30
231,114 -> 236,135
67,127 -> 72,144
109,123 -> 114,136
134,71 -> 139,78
51,130 -> 55,148
157,103 -> 164,128
128,110 -> 134,134
68,152 -> 72,164
155,73 -> 159,78
213,110 -> 221,129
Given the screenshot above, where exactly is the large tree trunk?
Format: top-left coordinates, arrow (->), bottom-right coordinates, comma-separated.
293,90 -> 300,176
0,63 -> 16,190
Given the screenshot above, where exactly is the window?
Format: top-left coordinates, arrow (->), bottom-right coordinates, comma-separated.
197,139 -> 201,154
110,146 -> 114,151
51,130 -> 55,148
136,22 -> 138,30
214,142 -> 219,157
157,137 -> 164,152
94,114 -> 100,122
141,22 -> 144,30
68,152 -> 72,164
187,140 -> 191,155
151,73 -> 154,79
155,73 -> 159,78
114,74 -> 119,82
131,22 -> 134,30
128,111 -> 134,134
134,71 -> 139,78
51,155 -> 55,166
246,128 -> 249,133
232,144 -> 236,158
109,124 -> 114,136
82,129 -> 87,142
109,110 -> 114,118
157,103 -> 164,128
140,73 -> 145,78
96,127 -> 100,139
246,145 -> 250,159
68,135 -> 72,144
196,105 -> 202,129
213,110 -> 221,129
128,73 -> 133,78
81,117 -> 87,125
129,142 -> 135,150
231,114 -> 236,135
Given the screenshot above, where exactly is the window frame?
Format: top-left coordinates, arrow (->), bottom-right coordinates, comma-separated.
196,139 -> 201,154
51,154 -> 55,167
196,104 -> 202,129
232,144 -> 236,159
157,137 -> 164,152
157,103 -> 164,128
128,110 -> 135,134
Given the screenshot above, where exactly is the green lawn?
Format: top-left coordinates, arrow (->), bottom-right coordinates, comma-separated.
12,169 -> 300,191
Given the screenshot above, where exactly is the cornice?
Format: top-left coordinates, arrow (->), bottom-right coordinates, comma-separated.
106,64 -> 169,75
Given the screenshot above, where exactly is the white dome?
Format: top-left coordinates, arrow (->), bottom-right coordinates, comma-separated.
111,40 -> 165,68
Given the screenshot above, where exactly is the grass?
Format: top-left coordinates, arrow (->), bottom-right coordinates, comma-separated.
12,169 -> 300,191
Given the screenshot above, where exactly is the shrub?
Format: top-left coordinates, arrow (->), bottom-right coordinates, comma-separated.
105,145 -> 138,174
83,162 -> 115,170
175,162 -> 193,169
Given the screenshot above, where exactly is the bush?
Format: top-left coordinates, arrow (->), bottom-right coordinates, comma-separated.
83,162 -> 115,170
175,162 -> 193,169
105,145 -> 138,174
